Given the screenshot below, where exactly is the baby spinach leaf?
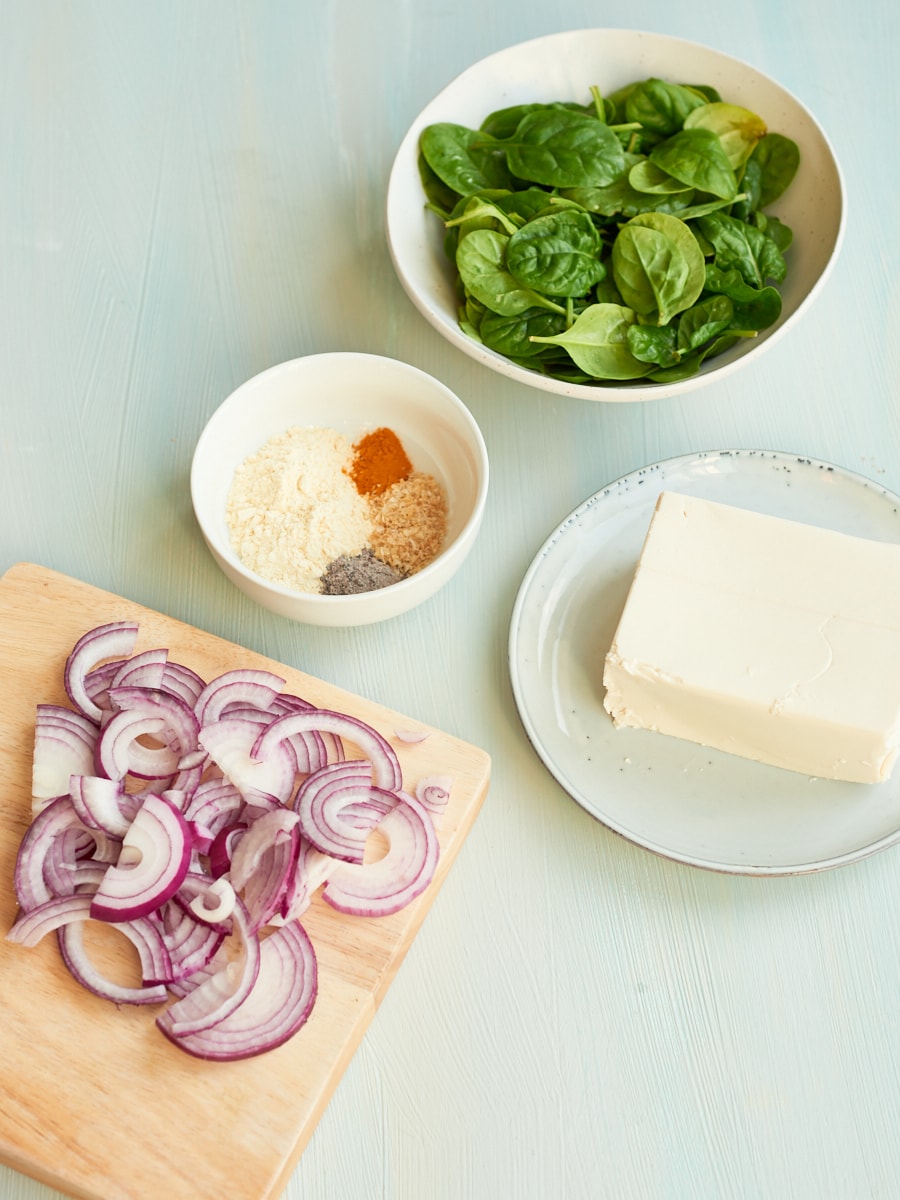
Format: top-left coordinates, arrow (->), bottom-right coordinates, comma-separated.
703,264 -> 783,329
529,303 -> 654,379
418,151 -> 460,217
563,180 -> 695,219
696,212 -> 786,287
419,123 -> 513,196
676,294 -> 734,350
750,132 -> 801,206
501,110 -> 626,188
628,158 -> 695,195
758,213 -> 793,252
624,78 -> 709,134
480,101 -> 591,140
650,128 -> 738,200
445,193 -> 521,237
479,306 -> 570,359
626,323 -> 680,367
506,210 -> 605,297
612,212 -> 706,325
455,229 -> 567,315
684,102 -> 767,169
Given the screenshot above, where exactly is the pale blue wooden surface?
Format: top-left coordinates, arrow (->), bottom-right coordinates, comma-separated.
1,2 -> 899,1198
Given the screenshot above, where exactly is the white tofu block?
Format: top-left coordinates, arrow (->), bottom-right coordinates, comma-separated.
602,491 -> 900,783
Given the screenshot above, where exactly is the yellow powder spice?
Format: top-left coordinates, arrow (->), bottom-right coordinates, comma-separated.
226,426 -> 372,594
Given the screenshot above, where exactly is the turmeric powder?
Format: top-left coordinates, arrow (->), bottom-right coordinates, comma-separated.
347,427 -> 412,496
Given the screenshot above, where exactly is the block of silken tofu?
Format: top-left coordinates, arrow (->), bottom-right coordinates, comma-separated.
602,491 -> 900,783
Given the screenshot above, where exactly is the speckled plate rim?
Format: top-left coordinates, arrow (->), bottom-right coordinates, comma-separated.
508,449 -> 900,876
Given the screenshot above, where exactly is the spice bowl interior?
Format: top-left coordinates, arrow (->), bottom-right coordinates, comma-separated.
190,352 -> 489,627
386,27 -> 845,403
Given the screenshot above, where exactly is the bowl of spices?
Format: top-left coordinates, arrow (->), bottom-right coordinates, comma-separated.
190,352 -> 489,626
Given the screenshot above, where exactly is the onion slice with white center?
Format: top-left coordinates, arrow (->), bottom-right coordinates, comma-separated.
65,621 -> 140,722
157,919 -> 317,1061
156,892 -> 260,1037
253,709 -> 402,791
323,792 -> 438,918
90,793 -> 192,922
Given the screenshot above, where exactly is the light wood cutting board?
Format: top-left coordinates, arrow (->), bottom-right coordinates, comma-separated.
0,563 -> 491,1200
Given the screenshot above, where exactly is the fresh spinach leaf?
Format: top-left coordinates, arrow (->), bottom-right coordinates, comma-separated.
529,303 -> 654,379
612,212 -> 706,324
479,306 -> 571,359
506,210 -> 605,297
455,229 -> 567,315
676,294 -> 734,350
649,128 -> 738,200
628,158 -> 695,195
624,78 -> 709,134
684,102 -> 767,168
626,322 -> 681,366
419,123 -> 513,196
501,110 -> 626,188
750,132 -> 801,206
696,212 -> 786,287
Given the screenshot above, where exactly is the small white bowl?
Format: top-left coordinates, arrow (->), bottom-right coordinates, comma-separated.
386,28 -> 846,403
191,353 -> 489,626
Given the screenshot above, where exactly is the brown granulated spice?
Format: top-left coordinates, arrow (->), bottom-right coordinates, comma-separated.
369,472 -> 448,575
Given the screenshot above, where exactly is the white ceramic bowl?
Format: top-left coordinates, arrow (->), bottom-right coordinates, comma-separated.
386,28 -> 846,403
191,353 -> 489,626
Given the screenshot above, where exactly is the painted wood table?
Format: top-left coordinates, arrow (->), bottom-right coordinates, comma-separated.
1,2 -> 898,1198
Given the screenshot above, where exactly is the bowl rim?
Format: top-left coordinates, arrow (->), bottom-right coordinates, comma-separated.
385,26 -> 847,404
190,351 -> 490,609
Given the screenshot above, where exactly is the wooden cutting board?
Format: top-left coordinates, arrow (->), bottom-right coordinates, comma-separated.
0,563 -> 491,1200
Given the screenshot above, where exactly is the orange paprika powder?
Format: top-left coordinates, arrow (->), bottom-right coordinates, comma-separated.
348,426 -> 412,496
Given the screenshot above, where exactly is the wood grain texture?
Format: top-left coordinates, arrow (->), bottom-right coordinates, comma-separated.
0,563 -> 490,1200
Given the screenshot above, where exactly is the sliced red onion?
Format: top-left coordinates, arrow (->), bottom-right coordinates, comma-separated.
394,728 -> 431,744
274,693 -> 345,764
253,709 -> 402,791
94,710 -> 177,783
68,774 -> 131,837
111,647 -> 169,690
294,760 -> 399,863
107,686 -> 201,761
157,919 -> 317,1061
11,619 -> 448,1062
32,704 -> 98,813
200,715 -> 298,803
414,775 -> 453,816
207,822 -> 247,879
160,660 -> 208,707
14,796 -> 115,910
194,669 -> 286,726
277,839 -> 338,923
323,793 -> 438,918
156,894 -> 260,1037
90,794 -> 192,922
186,876 -> 236,925
58,919 -> 170,1006
7,892 -> 96,945
65,621 -> 139,722
229,810 -> 301,931
184,777 -> 246,836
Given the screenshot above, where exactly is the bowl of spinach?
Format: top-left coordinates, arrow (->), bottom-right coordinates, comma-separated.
386,29 -> 845,402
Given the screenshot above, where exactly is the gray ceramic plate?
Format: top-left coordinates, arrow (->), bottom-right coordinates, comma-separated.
509,449 -> 900,875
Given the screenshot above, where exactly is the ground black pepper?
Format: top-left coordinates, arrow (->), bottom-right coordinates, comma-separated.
320,548 -> 405,595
